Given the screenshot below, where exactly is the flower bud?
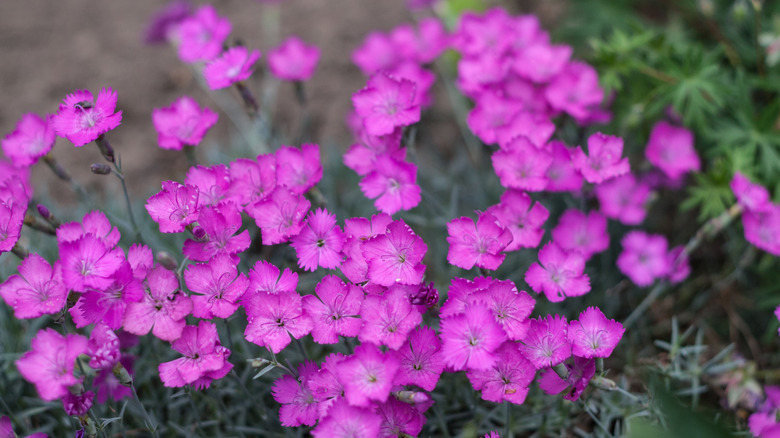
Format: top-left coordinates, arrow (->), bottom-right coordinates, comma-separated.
90,163 -> 112,175
155,251 -> 178,271
112,362 -> 134,387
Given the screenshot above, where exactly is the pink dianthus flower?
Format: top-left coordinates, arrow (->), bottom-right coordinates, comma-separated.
337,343 -> 400,407
244,290 -> 312,354
571,132 -> 630,184
361,219 -> 427,286
184,254 -> 249,319
158,320 -> 231,388
303,275 -> 363,344
290,207 -> 346,271
352,73 -> 421,136
312,398 -> 382,438
176,5 -> 231,63
551,209 -> 609,261
145,180 -> 200,233
518,314 -> 571,369
524,241 -> 590,302
0,253 -> 67,319
246,187 -> 311,245
51,88 -> 122,147
358,285 -> 422,350
568,307 -> 625,358
268,36 -> 320,81
486,189 -> 549,251
2,113 -> 55,167
446,212 -> 513,270
440,305 -> 506,371
16,328 -> 88,401
595,173 -> 651,225
182,202 -> 251,262
123,266 -> 193,342
359,154 -> 421,215
616,231 -> 671,287
467,341 -> 536,405
203,46 -> 261,90
645,121 -> 700,180
272,361 -> 320,427
393,325 -> 444,391
152,96 -> 218,150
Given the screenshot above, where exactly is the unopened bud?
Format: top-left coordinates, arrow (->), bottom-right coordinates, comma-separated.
393,390 -> 430,404
37,203 -> 61,228
112,362 -> 133,387
156,251 -> 178,271
191,225 -> 207,240
90,163 -> 112,175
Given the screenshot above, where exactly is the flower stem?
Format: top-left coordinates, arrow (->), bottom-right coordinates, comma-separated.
41,154 -> 93,206
111,154 -> 144,245
131,384 -> 159,438
10,242 -> 29,260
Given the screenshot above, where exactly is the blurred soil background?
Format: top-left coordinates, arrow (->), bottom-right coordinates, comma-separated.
0,0 -> 561,210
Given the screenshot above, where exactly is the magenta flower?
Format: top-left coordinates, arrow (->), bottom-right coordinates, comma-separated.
337,343 -> 400,406
275,143 -> 322,195
123,266 -> 193,342
290,208 -> 345,271
473,279 -> 535,341
466,92 -> 524,145
393,326 -> 444,391
439,276 -> 494,317
359,154 -> 421,214
440,305 -> 506,371
228,154 -> 277,206
545,140 -> 584,192
352,73 -> 421,136
344,129 -> 405,176
176,5 -> 231,63
742,206 -> 780,256
386,62 -> 436,108
375,397 -> 426,438
87,323 -> 120,370
184,255 -> 249,319
16,328 -> 88,401
645,121 -> 700,180
63,390 -> 94,417
69,261 -> 144,329
518,315 -> 571,369
359,286 -> 422,350
2,113 -> 55,167
341,213 -> 393,283
495,111 -> 556,148
203,46 -> 261,89
492,136 -> 552,191
545,61 -> 604,122
568,307 -> 625,358
571,132 -> 630,184
446,212 -> 513,270
158,320 -> 230,387
94,356 -> 133,403
513,42 -> 572,83
143,0 -> 191,45
0,192 -> 26,254
0,254 -> 67,319
311,398 -> 382,438
666,245 -> 691,284
731,172 -> 771,212
538,356 -> 596,401
152,96 -> 218,150
247,260 -> 297,295
51,88 -> 123,147
361,219 -> 427,286
551,209 -> 609,261
524,241 -> 590,302
272,361 -> 320,427
617,231 -> 671,287
59,234 -> 125,292
128,243 -> 153,280
352,32 -> 399,75
56,210 -> 120,248
247,187 -> 311,245
182,202 -> 251,262
185,163 -> 235,208
1,415 -> 48,438
595,173 -> 651,225
467,341 -> 536,405
145,180 -> 200,233
303,275 -> 364,344
268,36 -> 320,81
244,290 -> 312,354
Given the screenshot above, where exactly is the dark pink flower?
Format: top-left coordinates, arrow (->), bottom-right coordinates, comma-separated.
439,276 -> 494,317
385,62 -> 436,108
143,0 -> 191,45
16,328 -> 87,401
375,397 -> 426,438
513,42 -> 571,83
158,320 -> 229,387
69,261 -> 144,329
123,266 -> 193,342
440,305 -> 506,371
182,202 -> 251,262
666,245 -> 691,284
358,285 -> 422,350
0,253 -> 67,319
486,189 -> 549,251
466,92 -> 524,145
518,315 -> 571,369
62,390 -> 94,417
246,187 -> 311,245
185,163 -> 234,208
616,231 -> 671,287
152,96 -> 218,150
247,260 -> 297,295
176,5 -> 231,63
56,210 -> 120,248
352,73 -> 421,136
228,154 -> 277,206
568,307 -> 624,358
244,290 -> 312,354
446,212 -> 513,270
731,172 -> 771,212
742,205 -> 780,256
492,136 -> 552,191
467,341 -> 536,404
495,111 -> 556,148
94,356 -> 133,403
203,46 -> 261,89
0,191 -> 26,254
595,173 -> 651,225
344,130 -> 405,176
275,143 -> 322,195
184,254 -> 249,319
340,213 -> 393,283
268,36 -> 320,81
272,361 -> 320,426
128,243 -> 153,280
545,61 -> 604,123
524,241 -> 590,302
393,326 -> 444,391
51,88 -> 122,147
59,234 -> 125,292
362,219 -> 427,286
646,121 -> 699,180
545,140 -> 584,192
87,323 -> 120,369
571,132 -> 630,184
352,32 -> 399,75
359,154 -> 421,215
303,275 -> 363,344
290,208 -> 345,271
145,180 -> 200,233
538,356 -> 595,401
337,343 -> 400,407
551,209 -> 609,260
472,279 -> 535,341
2,113 -> 55,167
312,398 -> 382,438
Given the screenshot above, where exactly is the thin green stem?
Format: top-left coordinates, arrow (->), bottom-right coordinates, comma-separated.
41,154 -> 94,207
111,154 -> 144,244
131,384 -> 160,438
